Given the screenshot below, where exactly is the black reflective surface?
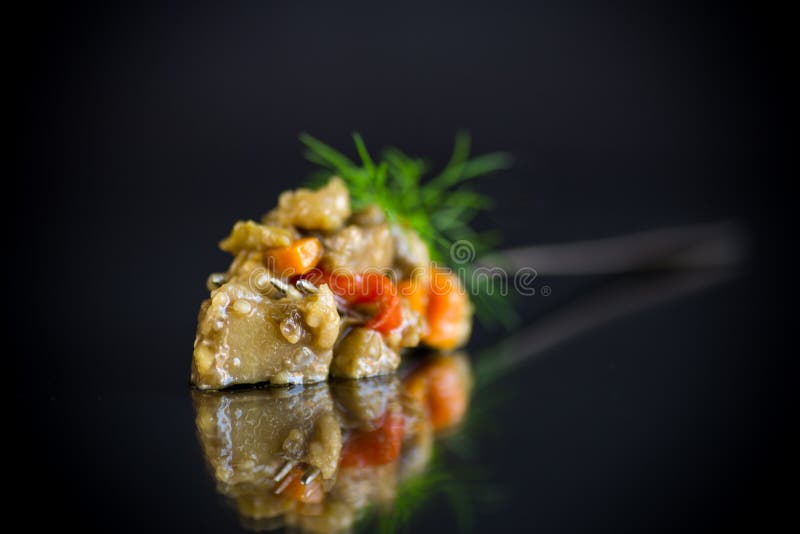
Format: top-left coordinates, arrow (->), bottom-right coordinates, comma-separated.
12,2 -> 789,533
19,267 -> 786,532
190,356 -> 471,533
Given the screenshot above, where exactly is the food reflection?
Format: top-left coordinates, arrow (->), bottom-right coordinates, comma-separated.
192,352 -> 472,533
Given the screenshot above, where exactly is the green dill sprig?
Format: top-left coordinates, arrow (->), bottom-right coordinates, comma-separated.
299,132 -> 518,329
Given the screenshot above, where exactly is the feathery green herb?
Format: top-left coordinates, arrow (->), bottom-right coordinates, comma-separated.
299,132 -> 518,328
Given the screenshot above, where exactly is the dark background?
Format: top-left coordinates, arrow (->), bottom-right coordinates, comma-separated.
12,2 -> 791,532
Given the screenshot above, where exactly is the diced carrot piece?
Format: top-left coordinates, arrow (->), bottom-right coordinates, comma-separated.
299,270 -> 402,334
398,278 -> 428,316
423,268 -> 470,350
339,409 -> 405,468
365,293 -> 403,334
349,271 -> 392,303
264,237 -> 322,277
360,273 -> 402,333
278,466 -> 324,504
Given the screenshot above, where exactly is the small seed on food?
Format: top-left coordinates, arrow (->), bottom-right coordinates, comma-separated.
232,299 -> 253,315
296,279 -> 318,295
211,291 -> 230,308
280,315 -> 302,343
194,344 -> 215,373
274,460 -> 296,483
301,467 -> 321,485
282,429 -> 304,456
206,273 -> 227,291
293,346 -> 314,366
271,277 -> 302,299
255,273 -> 271,291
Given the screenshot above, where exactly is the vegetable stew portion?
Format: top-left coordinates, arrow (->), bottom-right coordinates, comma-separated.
192,178 -> 473,389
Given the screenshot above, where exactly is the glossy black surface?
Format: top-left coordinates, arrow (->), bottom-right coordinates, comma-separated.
12,2 -> 788,532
